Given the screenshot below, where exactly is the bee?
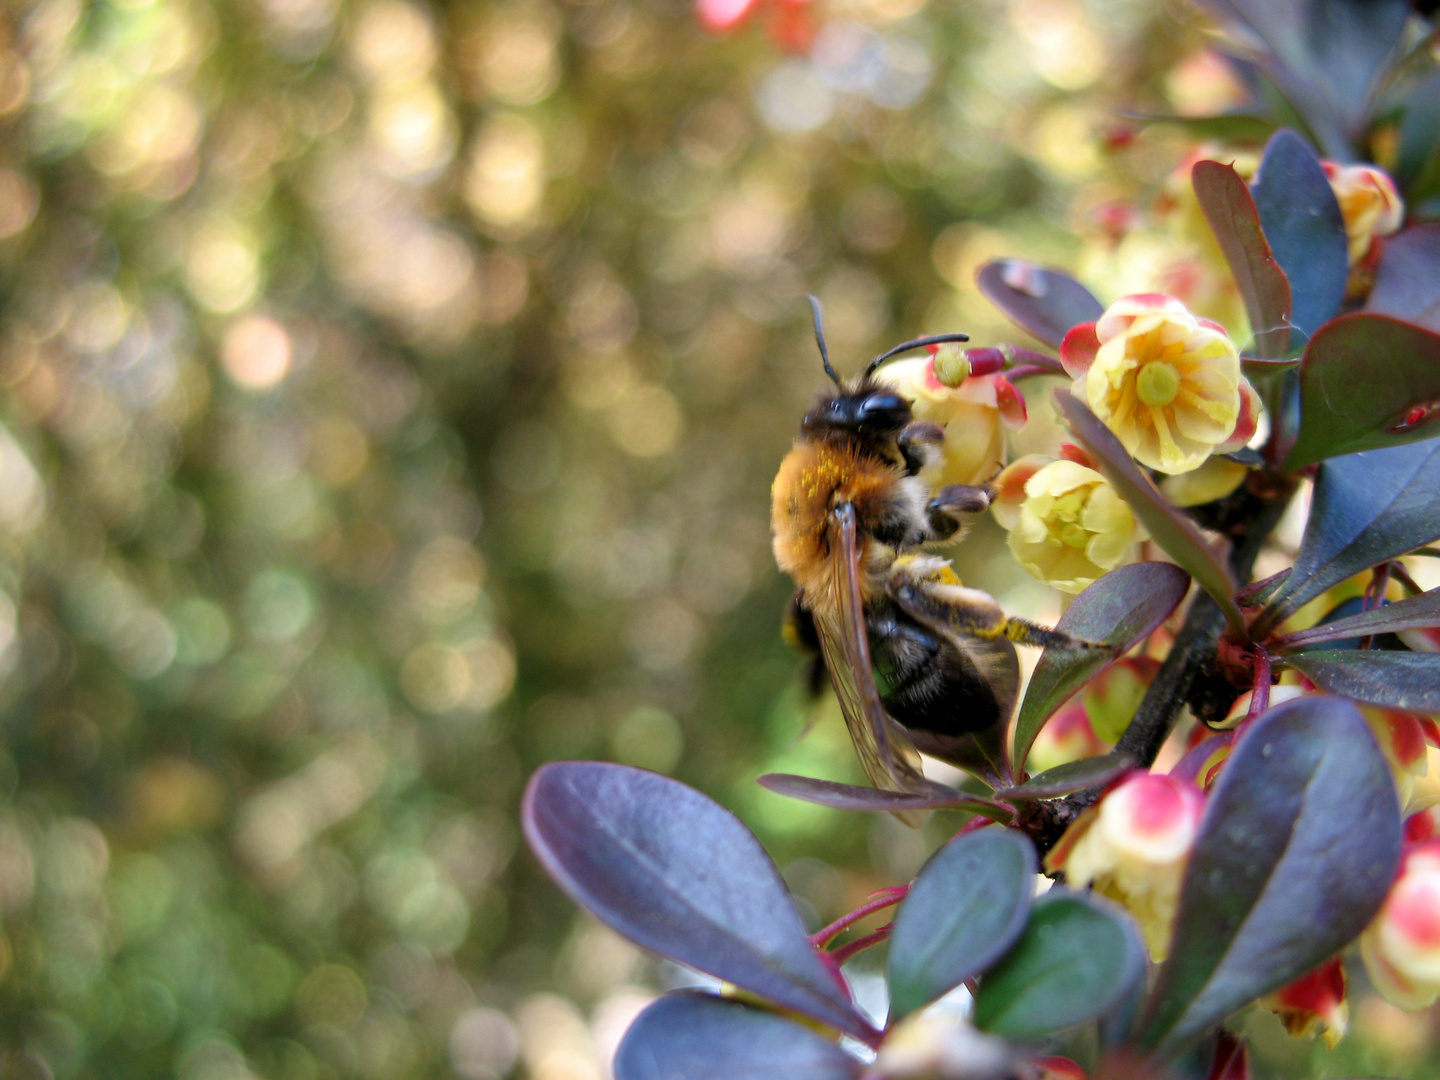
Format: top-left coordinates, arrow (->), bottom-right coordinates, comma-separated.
772,298 -> 1101,800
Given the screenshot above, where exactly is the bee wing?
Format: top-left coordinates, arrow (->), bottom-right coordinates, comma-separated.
813,503 -> 931,799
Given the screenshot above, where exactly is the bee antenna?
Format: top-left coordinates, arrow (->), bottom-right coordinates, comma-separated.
865,332 -> 971,378
807,295 -> 842,386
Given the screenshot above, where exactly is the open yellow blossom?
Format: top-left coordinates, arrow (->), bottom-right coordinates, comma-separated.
1061,293 -> 1257,475
992,456 -> 1141,595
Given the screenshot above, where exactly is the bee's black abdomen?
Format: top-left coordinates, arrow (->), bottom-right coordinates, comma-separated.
868,603 -> 1004,738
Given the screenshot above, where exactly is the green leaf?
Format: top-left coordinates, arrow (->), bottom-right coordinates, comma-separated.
999,752 -> 1134,801
976,260 -> 1104,349
756,773 -> 1012,821
1192,159 -> 1291,358
1282,315 -> 1440,469
972,891 -> 1145,1041
1256,439 -> 1440,635
1140,696 -> 1401,1057
1053,390 -> 1243,633
887,829 -> 1036,1021
1276,588 -> 1440,650
1012,560 -> 1190,772
1285,650 -> 1440,712
615,993 -> 862,1080
1121,111 -> 1276,145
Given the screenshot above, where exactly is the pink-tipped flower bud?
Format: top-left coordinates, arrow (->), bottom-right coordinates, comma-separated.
1361,840 -> 1440,1010
1045,772 -> 1206,960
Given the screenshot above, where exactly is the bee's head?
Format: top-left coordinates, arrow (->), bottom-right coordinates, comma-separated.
800,295 -> 967,441
803,383 -> 912,438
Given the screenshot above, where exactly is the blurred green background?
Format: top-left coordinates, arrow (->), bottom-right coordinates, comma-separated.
0,0 -> 1434,1076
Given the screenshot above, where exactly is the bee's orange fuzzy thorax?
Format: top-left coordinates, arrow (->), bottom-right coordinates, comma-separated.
771,439 -> 897,601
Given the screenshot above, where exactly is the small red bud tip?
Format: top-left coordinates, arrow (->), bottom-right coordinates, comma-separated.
1389,399 -> 1440,433
962,347 -> 1006,376
1057,443 -> 1096,468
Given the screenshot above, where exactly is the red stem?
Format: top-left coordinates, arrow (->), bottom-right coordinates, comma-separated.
998,344 -> 1066,373
810,887 -> 908,948
828,924 -> 892,966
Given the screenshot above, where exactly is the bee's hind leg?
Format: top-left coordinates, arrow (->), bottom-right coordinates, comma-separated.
1002,617 -> 1115,653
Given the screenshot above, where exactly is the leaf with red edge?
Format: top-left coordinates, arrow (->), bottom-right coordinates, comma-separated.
1140,696 -> 1401,1057
1192,159 -> 1291,358
614,993 -> 862,1080
1053,390 -> 1242,633
522,762 -> 874,1041
1012,561 -> 1190,773
1283,314 -> 1440,469
757,773 -> 1013,821
1367,224 -> 1440,333
976,260 -> 1104,349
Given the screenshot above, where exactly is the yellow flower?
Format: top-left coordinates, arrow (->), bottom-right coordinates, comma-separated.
1045,771 -> 1205,960
874,347 -> 1026,488
1060,293 -> 1259,475
1360,841 -> 1440,1010
992,456 -> 1141,595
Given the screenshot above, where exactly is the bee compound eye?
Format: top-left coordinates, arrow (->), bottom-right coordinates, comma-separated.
857,393 -> 908,428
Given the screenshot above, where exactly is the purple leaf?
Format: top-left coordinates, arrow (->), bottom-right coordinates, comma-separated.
522,762 -> 875,1041
1012,561 -> 1190,773
1053,390 -> 1242,632
1256,439 -> 1440,635
1275,588 -> 1440,650
1189,3 -> 1409,151
999,752 -> 1134,801
976,260 -> 1104,349
757,773 -> 1012,821
1141,696 -> 1401,1057
1192,159 -> 1291,358
614,993 -> 862,1080
888,829 -> 1037,1020
1252,129 -> 1349,338
1286,651 -> 1440,713
1282,314 -> 1440,469
1367,224 -> 1440,333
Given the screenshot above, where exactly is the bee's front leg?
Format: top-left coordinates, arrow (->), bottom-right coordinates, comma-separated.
924,483 -> 995,541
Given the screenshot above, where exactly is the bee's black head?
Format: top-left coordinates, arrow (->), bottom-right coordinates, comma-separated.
802,382 -> 912,438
